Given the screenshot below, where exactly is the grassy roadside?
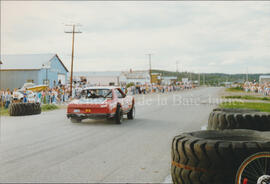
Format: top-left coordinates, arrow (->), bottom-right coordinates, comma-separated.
223,95 -> 270,101
0,108 -> 9,116
0,104 -> 60,116
219,102 -> 270,113
41,104 -> 59,111
225,87 -> 244,92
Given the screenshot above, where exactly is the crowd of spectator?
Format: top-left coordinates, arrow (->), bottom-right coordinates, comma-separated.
243,81 -> 270,96
0,86 -> 70,109
0,83 -> 195,109
125,84 -> 193,95
0,89 -> 12,109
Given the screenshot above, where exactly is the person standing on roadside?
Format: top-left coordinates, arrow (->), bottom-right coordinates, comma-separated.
5,90 -> 11,109
37,91 -> 42,103
23,90 -> 27,103
0,90 -> 5,107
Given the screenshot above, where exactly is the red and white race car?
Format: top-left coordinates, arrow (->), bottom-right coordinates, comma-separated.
67,86 -> 135,124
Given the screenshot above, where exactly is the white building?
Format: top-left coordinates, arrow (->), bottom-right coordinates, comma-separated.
121,70 -> 150,85
73,71 -> 126,86
161,76 -> 177,85
259,75 -> 270,84
73,70 -> 150,86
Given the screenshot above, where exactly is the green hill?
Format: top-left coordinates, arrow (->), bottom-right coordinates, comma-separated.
151,69 -> 269,86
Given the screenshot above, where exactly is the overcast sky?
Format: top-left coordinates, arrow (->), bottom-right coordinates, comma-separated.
1,1 -> 270,74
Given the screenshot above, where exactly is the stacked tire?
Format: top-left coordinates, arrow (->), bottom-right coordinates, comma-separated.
208,108 -> 270,131
9,103 -> 41,116
171,129 -> 270,184
171,108 -> 270,184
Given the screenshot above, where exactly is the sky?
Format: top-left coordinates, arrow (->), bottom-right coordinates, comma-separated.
1,1 -> 270,74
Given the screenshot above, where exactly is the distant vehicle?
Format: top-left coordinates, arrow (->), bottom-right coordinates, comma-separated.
12,90 -> 36,103
67,86 -> 135,124
21,83 -> 48,92
12,83 -> 47,103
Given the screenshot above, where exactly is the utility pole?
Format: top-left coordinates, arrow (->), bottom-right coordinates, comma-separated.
203,73 -> 205,86
246,67 -> 249,82
176,61 -> 179,73
198,73 -> 200,86
146,54 -> 152,84
65,24 -> 82,97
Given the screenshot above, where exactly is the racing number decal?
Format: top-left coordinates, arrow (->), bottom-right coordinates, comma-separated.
85,109 -> 91,113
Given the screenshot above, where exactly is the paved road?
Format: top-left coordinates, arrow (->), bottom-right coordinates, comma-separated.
0,87 -> 222,183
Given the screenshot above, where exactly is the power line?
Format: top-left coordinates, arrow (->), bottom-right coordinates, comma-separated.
64,24 -> 82,97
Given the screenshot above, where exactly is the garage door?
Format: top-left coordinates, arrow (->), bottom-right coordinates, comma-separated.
58,74 -> 66,85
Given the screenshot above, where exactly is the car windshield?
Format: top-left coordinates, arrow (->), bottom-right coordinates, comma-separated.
81,89 -> 112,99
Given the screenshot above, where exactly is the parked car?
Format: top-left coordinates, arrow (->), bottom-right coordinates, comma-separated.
12,90 -> 37,103
21,82 -> 48,92
67,86 -> 135,124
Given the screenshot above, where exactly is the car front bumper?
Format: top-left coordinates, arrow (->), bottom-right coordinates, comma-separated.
67,113 -> 115,120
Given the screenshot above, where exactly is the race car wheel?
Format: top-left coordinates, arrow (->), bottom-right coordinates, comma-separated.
70,118 -> 81,123
235,152 -> 270,184
27,103 -> 33,115
171,129 -> 270,184
115,105 -> 123,124
127,105 -> 135,120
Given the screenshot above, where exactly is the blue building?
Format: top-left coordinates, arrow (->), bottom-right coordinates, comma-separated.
0,53 -> 69,90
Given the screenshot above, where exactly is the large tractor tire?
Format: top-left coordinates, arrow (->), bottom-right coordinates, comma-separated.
212,108 -> 259,113
9,103 -> 20,116
36,103 -> 41,114
37,103 -> 41,114
9,103 -> 16,116
17,103 -> 23,116
208,108 -> 270,131
9,102 -> 41,116
32,103 -> 41,115
27,103 -> 33,115
171,129 -> 270,184
21,103 -> 27,115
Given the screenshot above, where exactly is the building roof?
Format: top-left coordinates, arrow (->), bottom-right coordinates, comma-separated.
0,53 -> 68,72
83,86 -> 119,90
73,71 -> 122,77
161,76 -> 177,80
259,75 -> 270,79
122,70 -> 149,79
